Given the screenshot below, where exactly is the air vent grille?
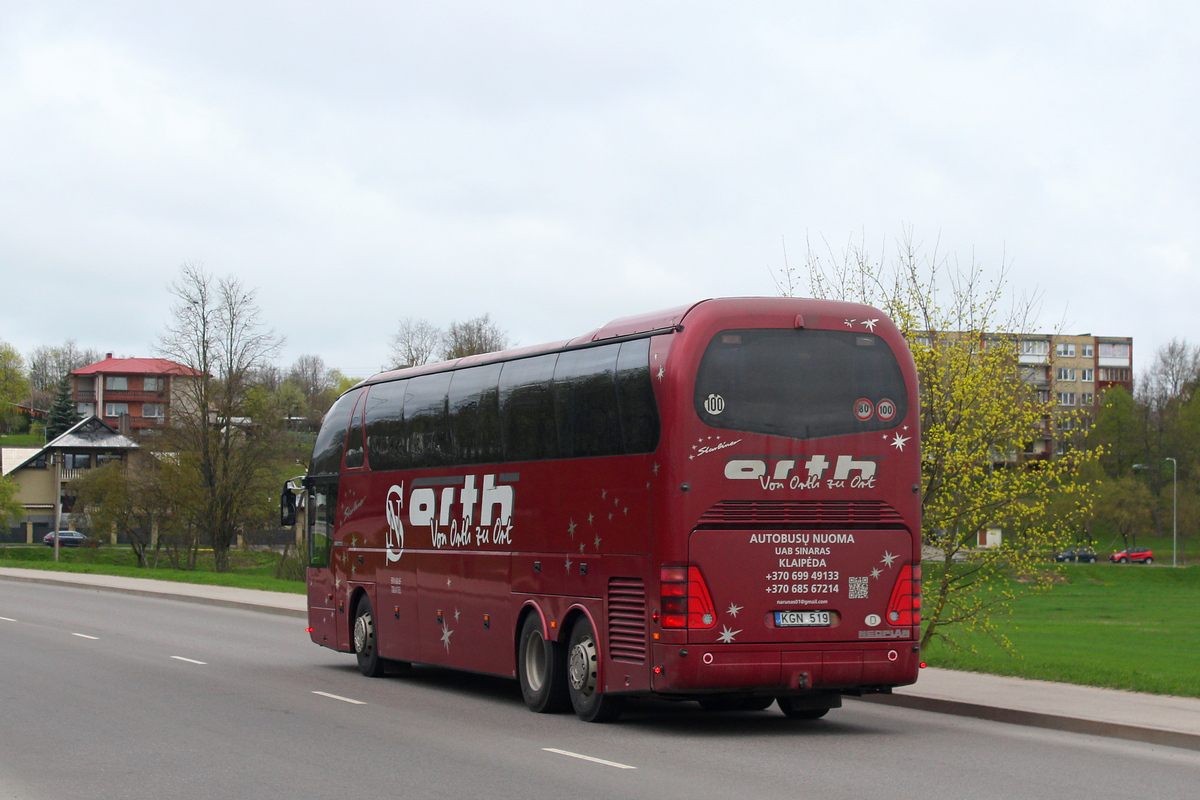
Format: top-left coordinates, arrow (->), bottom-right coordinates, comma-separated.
607,578 -> 647,663
697,500 -> 905,529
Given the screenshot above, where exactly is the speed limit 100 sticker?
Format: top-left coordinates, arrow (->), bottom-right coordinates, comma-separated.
876,398 -> 897,421
854,398 -> 874,421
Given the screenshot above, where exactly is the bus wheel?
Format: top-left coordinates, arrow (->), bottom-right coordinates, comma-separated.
566,617 -> 623,722
776,695 -> 834,720
353,597 -> 386,678
743,696 -> 777,711
517,614 -> 569,713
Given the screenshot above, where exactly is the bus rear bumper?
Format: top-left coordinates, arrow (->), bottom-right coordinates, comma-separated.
648,641 -> 920,694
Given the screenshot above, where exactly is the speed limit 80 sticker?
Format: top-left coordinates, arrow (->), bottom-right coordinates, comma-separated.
854,398 -> 874,421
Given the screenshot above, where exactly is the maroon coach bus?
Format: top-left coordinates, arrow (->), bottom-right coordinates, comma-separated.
290,297 -> 921,722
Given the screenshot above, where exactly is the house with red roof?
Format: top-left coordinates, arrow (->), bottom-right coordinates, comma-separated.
71,353 -> 203,436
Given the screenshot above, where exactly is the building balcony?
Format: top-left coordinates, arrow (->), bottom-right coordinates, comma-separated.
101,390 -> 168,402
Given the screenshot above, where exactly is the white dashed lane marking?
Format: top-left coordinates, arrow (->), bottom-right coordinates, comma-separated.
312,691 -> 366,705
542,748 -> 636,770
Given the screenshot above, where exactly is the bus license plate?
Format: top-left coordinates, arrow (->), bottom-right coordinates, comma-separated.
774,611 -> 831,627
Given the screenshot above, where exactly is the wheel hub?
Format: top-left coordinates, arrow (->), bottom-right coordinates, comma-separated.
354,613 -> 373,654
568,637 -> 597,694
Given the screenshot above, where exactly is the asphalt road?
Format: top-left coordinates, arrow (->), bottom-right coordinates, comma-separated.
2,581 -> 1198,800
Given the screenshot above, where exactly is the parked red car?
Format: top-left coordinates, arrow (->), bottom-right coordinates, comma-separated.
1109,547 -> 1154,564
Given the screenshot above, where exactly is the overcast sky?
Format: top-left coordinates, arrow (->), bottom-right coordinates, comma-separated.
2,1 -> 1196,380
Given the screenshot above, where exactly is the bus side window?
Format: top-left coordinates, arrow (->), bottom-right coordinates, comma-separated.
448,363 -> 503,465
344,390 -> 366,469
499,354 -> 560,462
310,390 -> 359,476
553,344 -> 622,458
615,338 -> 660,454
405,372 -> 453,468
364,380 -> 407,471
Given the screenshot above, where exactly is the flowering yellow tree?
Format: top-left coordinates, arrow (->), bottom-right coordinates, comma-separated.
778,229 -> 1098,649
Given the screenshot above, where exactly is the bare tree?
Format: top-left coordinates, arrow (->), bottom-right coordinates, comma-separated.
1138,337 -> 1200,412
252,363 -> 284,392
441,314 -> 510,360
287,354 -> 332,403
389,317 -> 442,368
156,263 -> 285,572
27,340 -> 102,406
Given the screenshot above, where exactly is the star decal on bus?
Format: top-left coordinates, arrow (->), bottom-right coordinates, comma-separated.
440,624 -> 454,652
652,462 -> 660,475
454,608 -> 461,622
587,513 -> 594,525
862,318 -> 879,332
567,520 -> 577,537
594,535 -> 602,549
565,557 -> 573,572
601,489 -> 607,500
843,318 -> 856,327
871,567 -> 882,579
726,602 -> 743,618
717,625 -> 741,643
890,433 -> 910,450
657,366 -> 665,381
881,551 -> 898,567
579,543 -> 585,553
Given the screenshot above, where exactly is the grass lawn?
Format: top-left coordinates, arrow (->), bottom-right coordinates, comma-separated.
0,545 -> 305,594
0,432 -> 45,447
923,562 -> 1200,698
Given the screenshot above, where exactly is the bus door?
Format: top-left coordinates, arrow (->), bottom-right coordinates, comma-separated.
306,478 -> 339,648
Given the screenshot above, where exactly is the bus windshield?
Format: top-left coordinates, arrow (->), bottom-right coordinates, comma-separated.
693,328 -> 908,440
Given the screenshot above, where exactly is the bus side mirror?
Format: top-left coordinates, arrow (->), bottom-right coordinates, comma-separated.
281,486 -> 297,527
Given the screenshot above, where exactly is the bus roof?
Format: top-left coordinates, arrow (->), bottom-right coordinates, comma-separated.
355,296 -> 895,389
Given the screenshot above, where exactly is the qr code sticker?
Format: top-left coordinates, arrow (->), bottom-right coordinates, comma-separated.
848,577 -> 868,599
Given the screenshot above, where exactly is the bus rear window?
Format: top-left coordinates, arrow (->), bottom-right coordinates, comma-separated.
694,328 -> 908,440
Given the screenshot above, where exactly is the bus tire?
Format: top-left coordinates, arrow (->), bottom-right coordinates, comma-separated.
776,695 -> 835,720
566,617 -> 624,722
353,597 -> 387,678
517,614 -> 569,713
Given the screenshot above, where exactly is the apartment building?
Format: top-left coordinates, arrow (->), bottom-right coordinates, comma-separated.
1017,333 -> 1133,458
71,354 -> 203,436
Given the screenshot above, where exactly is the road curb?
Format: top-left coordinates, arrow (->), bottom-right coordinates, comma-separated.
0,572 -> 307,619
855,692 -> 1200,752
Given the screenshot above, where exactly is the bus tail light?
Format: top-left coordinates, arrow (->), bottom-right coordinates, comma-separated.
659,565 -> 717,629
886,564 -> 921,626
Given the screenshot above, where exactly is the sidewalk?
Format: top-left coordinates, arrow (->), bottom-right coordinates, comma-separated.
0,566 -> 306,618
859,667 -> 1200,751
3,566 -> 1198,750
